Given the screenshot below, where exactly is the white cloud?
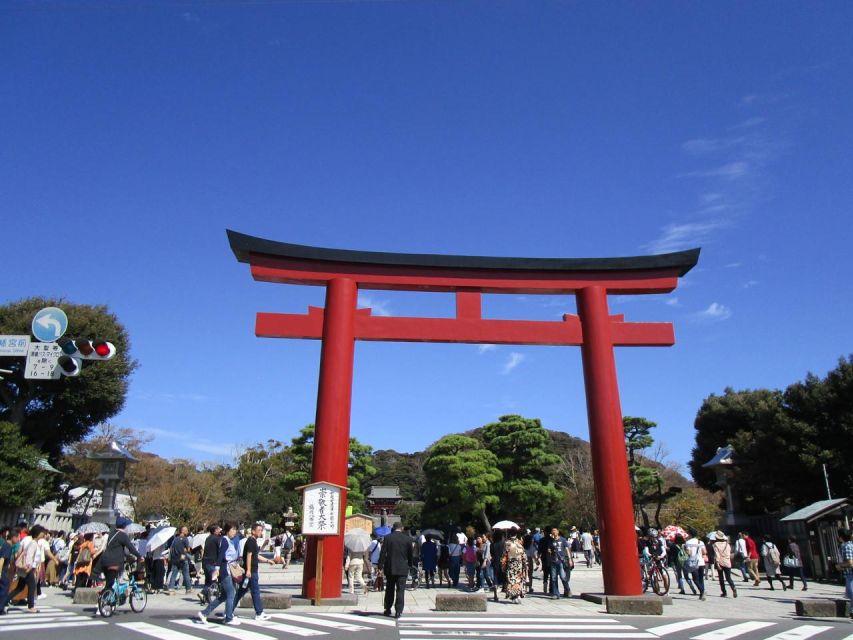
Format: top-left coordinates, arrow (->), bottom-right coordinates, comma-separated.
181,11 -> 200,23
132,391 -> 208,403
357,293 -> 392,316
665,297 -> 680,307
478,344 -> 497,354
743,280 -> 759,289
501,352 -> 525,374
139,426 -> 236,460
729,117 -> 766,130
694,302 -> 732,322
682,137 -> 745,156
644,220 -> 729,254
725,262 -> 742,268
684,161 -> 750,180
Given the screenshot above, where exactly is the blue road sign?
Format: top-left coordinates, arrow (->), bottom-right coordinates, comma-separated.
32,307 -> 68,342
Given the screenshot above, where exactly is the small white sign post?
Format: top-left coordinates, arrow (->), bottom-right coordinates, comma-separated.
25,342 -> 63,379
0,335 -> 30,357
297,481 -> 345,606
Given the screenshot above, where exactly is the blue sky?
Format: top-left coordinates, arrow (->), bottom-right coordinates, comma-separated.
3,2 -> 852,477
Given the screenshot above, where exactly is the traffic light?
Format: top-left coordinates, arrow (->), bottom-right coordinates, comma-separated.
57,355 -> 81,377
58,337 -> 117,361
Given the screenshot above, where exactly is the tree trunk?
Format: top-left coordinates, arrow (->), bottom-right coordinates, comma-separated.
480,509 -> 492,533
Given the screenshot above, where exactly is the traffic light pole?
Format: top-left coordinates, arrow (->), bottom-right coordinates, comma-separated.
301,277 -> 357,601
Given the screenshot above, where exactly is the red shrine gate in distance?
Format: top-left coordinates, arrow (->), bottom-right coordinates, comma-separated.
227,230 -> 699,599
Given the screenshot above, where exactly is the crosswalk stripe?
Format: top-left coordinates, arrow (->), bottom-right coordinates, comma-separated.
119,621 -> 213,640
402,625 -> 641,630
762,627 -> 833,640
315,613 -> 397,627
400,632 -> 657,638
647,620 -> 723,636
400,618 -> 621,623
692,622 -> 777,640
270,613 -> 372,631
0,620 -> 106,632
173,618 -> 278,640
238,617 -> 329,636
0,615 -> 87,626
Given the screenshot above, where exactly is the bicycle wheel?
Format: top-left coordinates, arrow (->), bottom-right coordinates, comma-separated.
651,565 -> 670,596
97,590 -> 117,618
130,587 -> 148,612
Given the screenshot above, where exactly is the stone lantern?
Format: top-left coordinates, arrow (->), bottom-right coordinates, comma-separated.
89,441 -> 138,524
283,506 -> 298,528
702,444 -> 740,528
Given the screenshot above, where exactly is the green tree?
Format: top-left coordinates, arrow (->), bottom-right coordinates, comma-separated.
624,416 -> 681,528
347,437 -> 377,513
480,414 -> 563,525
422,434 -> 502,530
0,298 -> 137,459
0,421 -> 53,509
233,440 -> 298,525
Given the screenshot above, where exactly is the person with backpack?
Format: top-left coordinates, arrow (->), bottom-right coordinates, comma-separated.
463,537 -> 478,591
760,534 -> 788,591
73,533 -> 97,590
711,531 -> 738,598
684,528 -> 708,600
165,526 -> 194,595
98,517 -> 142,597
281,528 -> 295,569
669,534 -> 697,595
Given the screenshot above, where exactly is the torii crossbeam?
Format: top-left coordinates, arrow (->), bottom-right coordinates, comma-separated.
228,229 -> 699,599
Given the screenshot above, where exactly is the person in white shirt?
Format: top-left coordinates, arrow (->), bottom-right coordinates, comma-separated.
684,528 -> 708,600
734,534 -> 749,582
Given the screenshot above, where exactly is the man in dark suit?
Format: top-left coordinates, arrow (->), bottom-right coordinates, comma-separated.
378,522 -> 412,618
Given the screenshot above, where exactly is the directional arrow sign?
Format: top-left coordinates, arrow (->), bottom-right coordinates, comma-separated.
32,307 -> 68,342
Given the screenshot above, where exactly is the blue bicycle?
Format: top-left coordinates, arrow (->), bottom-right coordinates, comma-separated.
97,567 -> 147,618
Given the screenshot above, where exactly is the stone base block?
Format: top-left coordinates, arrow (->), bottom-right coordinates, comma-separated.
238,592 -> 292,609
794,599 -> 851,618
605,595 -> 663,615
72,588 -> 100,604
290,594 -> 358,607
582,592 -> 671,607
435,593 -> 488,611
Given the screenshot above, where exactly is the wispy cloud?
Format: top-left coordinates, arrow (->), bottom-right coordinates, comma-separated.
684,161 -> 750,180
729,117 -> 766,130
682,137 -> 746,156
501,352 -> 525,374
665,297 -> 680,307
181,11 -> 200,23
693,302 -> 733,322
478,344 -> 497,354
132,391 -> 208,403
357,293 -> 392,316
139,426 -> 236,459
644,220 -> 729,254
743,280 -> 759,289
725,262 -> 742,268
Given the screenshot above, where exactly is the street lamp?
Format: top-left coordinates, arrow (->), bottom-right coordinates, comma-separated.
88,441 -> 138,525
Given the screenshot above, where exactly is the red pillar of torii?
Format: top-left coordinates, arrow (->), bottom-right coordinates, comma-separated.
228,230 -> 699,599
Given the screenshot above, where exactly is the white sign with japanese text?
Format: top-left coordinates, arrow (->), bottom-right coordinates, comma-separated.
0,335 -> 30,356
25,341 -> 63,379
301,483 -> 341,536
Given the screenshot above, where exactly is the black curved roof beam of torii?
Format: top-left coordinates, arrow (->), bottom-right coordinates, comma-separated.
227,229 -> 700,296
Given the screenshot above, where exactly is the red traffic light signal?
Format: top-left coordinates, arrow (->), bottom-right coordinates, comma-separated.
57,337 -> 116,361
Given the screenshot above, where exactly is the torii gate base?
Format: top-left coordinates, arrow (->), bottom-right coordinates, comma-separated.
228,230 -> 699,599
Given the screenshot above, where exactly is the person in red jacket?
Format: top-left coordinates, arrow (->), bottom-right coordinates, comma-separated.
740,531 -> 760,586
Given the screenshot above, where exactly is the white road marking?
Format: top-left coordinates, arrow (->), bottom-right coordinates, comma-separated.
173,618 -> 278,640
762,627 -> 833,640
119,621 -> 213,640
0,615 -> 88,626
400,632 -> 657,638
271,613 -> 372,631
238,617 -> 329,636
400,618 -> 621,623
646,620 -> 723,636
315,613 -> 397,627
0,620 -> 105,632
692,622 -> 777,640
402,625 -> 641,630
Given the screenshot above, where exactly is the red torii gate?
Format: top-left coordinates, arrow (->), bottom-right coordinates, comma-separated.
228,229 -> 699,599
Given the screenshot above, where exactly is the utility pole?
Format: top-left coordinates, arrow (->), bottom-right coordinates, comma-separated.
822,464 -> 832,500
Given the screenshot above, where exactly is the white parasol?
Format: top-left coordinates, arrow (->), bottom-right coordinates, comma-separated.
126,523 -> 146,534
191,532 -> 209,549
147,526 -> 177,550
492,520 -> 520,530
77,521 -> 110,534
344,528 -> 372,553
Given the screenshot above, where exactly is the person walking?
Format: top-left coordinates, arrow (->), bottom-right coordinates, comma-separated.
346,547 -> 369,595
490,530 -> 506,601
742,531 -> 761,586
537,529 -> 552,595
0,528 -> 21,615
199,525 -> 222,603
379,522 -> 412,618
735,532 -> 749,582
670,534 -> 696,595
684,528 -> 708,601
197,523 -> 241,626
233,522 -> 274,620
760,535 -> 788,591
1,524 -> 46,613
463,537 -> 478,591
447,536 -> 463,588
281,528 -> 295,569
835,528 -> 853,607
522,532 -> 536,594
165,526 -> 194,595
501,528 -> 528,603
580,529 -> 594,568
369,536 -> 383,586
545,527 -> 572,599
711,531 -> 738,598
421,536 -> 438,588
783,536 -> 808,591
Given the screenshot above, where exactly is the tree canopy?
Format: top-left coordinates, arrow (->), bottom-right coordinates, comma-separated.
0,421 -> 53,510
0,297 -> 137,459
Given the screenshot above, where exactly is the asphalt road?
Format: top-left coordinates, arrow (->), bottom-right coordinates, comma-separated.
2,607 -> 851,640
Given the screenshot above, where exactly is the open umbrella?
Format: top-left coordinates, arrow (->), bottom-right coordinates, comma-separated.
77,522 -> 110,534
374,526 -> 392,537
344,528 -> 372,553
147,526 -> 176,550
492,520 -> 519,530
661,525 -> 688,542
126,523 -> 146,535
422,528 -> 444,540
191,532 -> 209,549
